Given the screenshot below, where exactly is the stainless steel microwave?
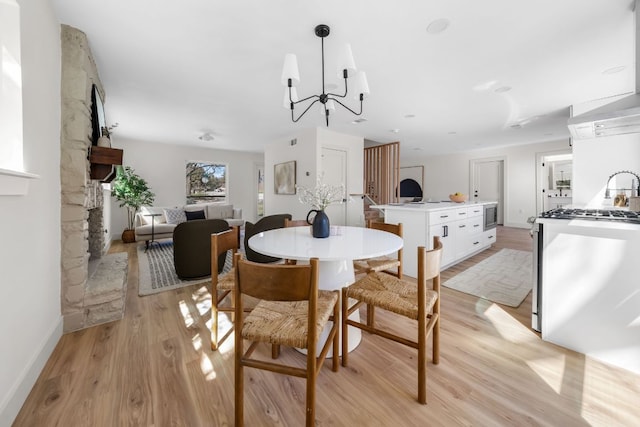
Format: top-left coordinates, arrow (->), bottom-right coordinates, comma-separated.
484,203 -> 498,230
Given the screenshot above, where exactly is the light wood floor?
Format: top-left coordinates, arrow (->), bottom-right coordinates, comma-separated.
14,227 -> 640,426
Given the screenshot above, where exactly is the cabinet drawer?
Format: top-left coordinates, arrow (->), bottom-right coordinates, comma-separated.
467,205 -> 483,218
469,216 -> 483,234
428,210 -> 454,225
454,207 -> 468,219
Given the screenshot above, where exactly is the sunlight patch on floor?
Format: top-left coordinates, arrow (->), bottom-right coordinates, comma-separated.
524,356 -> 566,393
179,299 -> 194,327
192,332 -> 202,351
193,285 -> 212,316
483,303 -> 538,344
200,352 -> 217,381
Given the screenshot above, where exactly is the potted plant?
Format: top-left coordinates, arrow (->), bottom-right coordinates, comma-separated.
111,166 -> 155,243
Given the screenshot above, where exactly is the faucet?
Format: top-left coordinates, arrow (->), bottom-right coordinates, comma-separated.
604,170 -> 640,198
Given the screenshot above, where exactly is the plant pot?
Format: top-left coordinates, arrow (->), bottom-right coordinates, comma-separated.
121,229 -> 136,243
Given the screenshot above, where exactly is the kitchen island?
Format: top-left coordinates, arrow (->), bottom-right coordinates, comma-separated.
373,201 -> 497,277
534,215 -> 640,375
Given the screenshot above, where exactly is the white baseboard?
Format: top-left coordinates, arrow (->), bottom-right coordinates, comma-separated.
503,222 -> 531,229
0,317 -> 62,426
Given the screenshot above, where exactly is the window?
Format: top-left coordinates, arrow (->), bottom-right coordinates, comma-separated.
0,0 -> 37,195
186,161 -> 227,204
1,0 -> 23,171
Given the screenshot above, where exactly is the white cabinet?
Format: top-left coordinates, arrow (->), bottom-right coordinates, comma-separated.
384,202 -> 496,277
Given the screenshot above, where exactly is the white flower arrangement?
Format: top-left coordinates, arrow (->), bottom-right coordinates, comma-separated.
296,176 -> 345,211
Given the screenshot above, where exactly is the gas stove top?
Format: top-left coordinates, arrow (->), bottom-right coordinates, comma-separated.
540,208 -> 640,223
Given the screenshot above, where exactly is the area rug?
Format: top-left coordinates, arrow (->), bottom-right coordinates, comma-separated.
137,241 -> 233,296
443,249 -> 532,307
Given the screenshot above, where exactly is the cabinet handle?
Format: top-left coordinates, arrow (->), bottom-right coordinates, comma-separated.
440,215 -> 449,218
488,235 -> 494,239
473,241 -> 480,245
459,224 -> 466,228
473,224 -> 479,227
458,212 -> 466,215
443,225 -> 448,237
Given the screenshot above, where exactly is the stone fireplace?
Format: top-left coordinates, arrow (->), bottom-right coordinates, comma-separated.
60,25 -> 127,333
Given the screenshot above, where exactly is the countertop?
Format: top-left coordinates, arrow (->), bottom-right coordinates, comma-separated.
373,200 -> 497,212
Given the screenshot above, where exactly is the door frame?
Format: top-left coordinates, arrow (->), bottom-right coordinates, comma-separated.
469,156 -> 506,225
535,149 -> 572,215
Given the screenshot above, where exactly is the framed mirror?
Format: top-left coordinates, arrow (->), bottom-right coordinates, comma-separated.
90,84 -> 106,145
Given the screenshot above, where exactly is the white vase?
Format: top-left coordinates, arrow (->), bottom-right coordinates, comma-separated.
97,136 -> 111,148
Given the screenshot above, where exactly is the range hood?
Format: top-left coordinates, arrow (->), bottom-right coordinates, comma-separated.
567,94 -> 640,139
568,0 -> 640,139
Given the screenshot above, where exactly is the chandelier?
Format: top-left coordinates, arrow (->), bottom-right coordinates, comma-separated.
281,24 -> 369,126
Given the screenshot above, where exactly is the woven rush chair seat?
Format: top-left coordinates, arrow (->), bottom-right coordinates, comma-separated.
353,257 -> 401,275
242,290 -> 338,348
216,268 -> 235,291
345,271 -> 438,320
353,221 -> 403,278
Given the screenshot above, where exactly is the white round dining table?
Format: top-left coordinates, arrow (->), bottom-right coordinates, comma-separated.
248,225 -> 403,353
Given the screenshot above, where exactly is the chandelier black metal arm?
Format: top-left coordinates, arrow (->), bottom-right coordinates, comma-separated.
282,24 -> 368,126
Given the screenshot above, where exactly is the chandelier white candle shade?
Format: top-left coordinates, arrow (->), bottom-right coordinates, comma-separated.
281,53 -> 300,86
336,43 -> 357,78
281,24 -> 368,126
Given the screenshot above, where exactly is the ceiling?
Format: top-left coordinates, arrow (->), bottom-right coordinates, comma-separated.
51,0 -> 636,159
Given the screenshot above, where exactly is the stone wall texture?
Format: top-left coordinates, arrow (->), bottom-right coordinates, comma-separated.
60,25 -> 125,332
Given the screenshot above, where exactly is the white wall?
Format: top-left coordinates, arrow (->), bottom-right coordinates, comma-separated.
408,139 -> 569,228
0,0 -> 62,424
264,128 -> 317,220
264,127 -> 364,225
572,135 -> 640,207
108,137 -> 264,236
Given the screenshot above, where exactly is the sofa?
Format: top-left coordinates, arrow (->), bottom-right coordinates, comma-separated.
134,202 -> 243,247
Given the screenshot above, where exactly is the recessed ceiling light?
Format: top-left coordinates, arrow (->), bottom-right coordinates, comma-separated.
448,131 -> 457,135
404,114 -> 416,119
390,129 -> 400,133
602,65 -> 626,75
427,19 -> 450,35
198,132 -> 215,141
351,118 -> 368,124
494,86 -> 512,93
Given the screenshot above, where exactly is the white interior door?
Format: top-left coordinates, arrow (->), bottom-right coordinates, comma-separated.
472,159 -> 504,224
321,147 -> 347,226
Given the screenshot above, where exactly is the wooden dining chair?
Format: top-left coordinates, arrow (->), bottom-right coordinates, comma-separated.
283,218 -> 310,265
342,237 -> 442,404
353,220 -> 403,279
210,226 -> 241,351
234,253 -> 339,427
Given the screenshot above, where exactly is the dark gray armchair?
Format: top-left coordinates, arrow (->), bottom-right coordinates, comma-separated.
173,219 -> 230,279
243,214 -> 292,263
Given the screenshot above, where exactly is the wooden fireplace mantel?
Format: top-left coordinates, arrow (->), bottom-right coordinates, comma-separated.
89,146 -> 123,182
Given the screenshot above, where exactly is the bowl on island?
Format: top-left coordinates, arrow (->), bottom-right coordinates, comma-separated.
449,193 -> 468,203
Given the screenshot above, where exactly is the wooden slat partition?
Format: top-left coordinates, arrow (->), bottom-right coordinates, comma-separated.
364,142 -> 400,205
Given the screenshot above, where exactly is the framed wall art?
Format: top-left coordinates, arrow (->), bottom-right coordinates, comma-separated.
274,160 -> 296,195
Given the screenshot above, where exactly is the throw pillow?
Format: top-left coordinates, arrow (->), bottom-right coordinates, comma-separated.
164,208 -> 186,224
185,209 -> 206,221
